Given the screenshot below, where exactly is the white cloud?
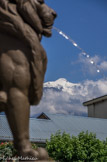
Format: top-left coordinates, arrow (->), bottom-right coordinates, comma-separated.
30,78 -> 107,117
78,54 -> 107,75
79,54 -> 100,75
99,61 -> 107,71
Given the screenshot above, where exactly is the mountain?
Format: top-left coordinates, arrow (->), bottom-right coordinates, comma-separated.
0,78 -> 107,117
31,78 -> 107,117
44,78 -> 105,99
44,78 -> 90,97
44,78 -> 79,94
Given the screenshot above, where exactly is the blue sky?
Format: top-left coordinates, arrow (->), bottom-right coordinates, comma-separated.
42,0 -> 107,83
32,0 -> 107,116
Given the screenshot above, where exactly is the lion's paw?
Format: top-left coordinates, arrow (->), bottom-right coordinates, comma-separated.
37,147 -> 49,160
18,147 -> 49,161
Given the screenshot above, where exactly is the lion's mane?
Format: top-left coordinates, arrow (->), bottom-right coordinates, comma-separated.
0,0 -> 47,105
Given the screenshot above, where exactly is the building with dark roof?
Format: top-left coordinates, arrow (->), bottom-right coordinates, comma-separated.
0,113 -> 107,144
83,95 -> 107,119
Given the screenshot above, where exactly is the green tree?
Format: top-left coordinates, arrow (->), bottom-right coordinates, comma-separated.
46,131 -> 107,162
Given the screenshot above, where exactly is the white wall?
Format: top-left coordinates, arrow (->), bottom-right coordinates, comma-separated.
88,100 -> 107,119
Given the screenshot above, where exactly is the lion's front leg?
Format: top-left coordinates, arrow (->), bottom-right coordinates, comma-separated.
5,87 -> 48,160
5,88 -> 37,156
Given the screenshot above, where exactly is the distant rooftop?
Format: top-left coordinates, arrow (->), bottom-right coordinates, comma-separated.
0,113 -> 107,142
83,95 -> 107,106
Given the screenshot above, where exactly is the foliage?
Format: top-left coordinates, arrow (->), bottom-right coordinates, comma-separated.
0,142 -> 37,160
46,131 -> 107,162
31,143 -> 37,149
0,142 -> 17,160
0,132 -> 107,162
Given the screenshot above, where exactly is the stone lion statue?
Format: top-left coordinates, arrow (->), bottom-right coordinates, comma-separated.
0,0 -> 56,160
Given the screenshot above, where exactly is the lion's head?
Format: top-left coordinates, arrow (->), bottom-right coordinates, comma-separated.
16,0 -> 57,38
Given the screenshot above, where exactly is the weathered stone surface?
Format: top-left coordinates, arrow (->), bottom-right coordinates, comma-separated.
0,0 -> 56,160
